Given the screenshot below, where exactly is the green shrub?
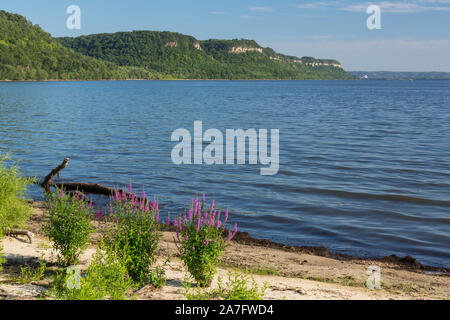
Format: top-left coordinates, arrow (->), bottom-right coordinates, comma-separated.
52,243 -> 134,300
0,153 -> 34,232
176,195 -> 237,287
15,260 -> 46,284
43,188 -> 94,266
148,265 -> 167,289
0,229 -> 4,272
183,271 -> 268,300
103,187 -> 164,285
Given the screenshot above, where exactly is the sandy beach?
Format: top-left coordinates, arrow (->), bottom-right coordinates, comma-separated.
0,201 -> 448,300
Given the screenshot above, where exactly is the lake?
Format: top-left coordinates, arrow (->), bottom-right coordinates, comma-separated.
0,80 -> 449,268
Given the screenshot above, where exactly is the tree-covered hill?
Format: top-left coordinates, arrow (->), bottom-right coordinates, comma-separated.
0,10 -> 355,80
0,10 -> 159,80
58,32 -> 355,80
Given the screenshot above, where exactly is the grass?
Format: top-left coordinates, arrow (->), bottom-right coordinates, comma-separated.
303,274 -> 364,288
0,153 -> 34,231
0,153 -> 34,273
15,260 -> 47,284
247,266 -> 281,276
182,270 -> 268,300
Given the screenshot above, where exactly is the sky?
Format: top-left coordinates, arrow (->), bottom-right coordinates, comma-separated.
2,0 -> 450,71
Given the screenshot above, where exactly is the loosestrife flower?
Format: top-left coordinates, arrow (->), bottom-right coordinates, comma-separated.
166,213 -> 170,226
97,210 -> 103,220
196,216 -> 201,231
224,208 -> 229,225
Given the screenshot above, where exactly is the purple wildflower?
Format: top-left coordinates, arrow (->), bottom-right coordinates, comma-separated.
196,217 -> 201,231
206,238 -> 209,246
194,200 -> 199,217
224,208 -> 229,225
166,213 -> 170,226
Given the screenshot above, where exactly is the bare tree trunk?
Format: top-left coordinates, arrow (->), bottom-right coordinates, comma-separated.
41,158 -> 69,193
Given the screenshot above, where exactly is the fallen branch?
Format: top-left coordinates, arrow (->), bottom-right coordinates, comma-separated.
52,182 -> 115,197
41,158 -> 69,193
41,159 -> 149,204
52,182 -> 147,203
5,228 -> 34,244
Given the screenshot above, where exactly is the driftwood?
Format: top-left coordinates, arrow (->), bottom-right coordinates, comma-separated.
41,159 -> 148,203
5,228 -> 34,244
41,158 -> 69,193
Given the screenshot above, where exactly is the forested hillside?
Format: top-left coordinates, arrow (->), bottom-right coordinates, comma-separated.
0,10 -> 354,80
58,32 -> 355,80
0,11 -> 159,80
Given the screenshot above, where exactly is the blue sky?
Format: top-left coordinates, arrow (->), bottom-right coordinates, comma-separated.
2,0 -> 450,71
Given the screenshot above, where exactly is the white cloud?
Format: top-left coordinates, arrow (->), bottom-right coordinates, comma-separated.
296,1 -> 450,13
210,11 -> 226,15
248,6 -> 273,12
240,14 -> 255,19
295,2 -> 331,9
342,1 -> 450,13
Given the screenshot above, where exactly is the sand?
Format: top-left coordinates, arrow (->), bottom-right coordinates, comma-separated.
1,201 -> 448,300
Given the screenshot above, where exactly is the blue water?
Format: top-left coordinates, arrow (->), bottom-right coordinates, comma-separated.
0,80 -> 449,268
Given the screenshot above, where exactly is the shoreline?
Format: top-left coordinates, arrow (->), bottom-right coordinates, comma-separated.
230,229 -> 449,274
0,78 -> 359,83
1,201 -> 449,300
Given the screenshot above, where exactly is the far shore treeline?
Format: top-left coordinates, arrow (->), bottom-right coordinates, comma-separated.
0,10 -> 355,81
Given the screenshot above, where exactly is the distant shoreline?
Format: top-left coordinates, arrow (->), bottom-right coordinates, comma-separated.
2,78 -> 450,83
0,78 -> 360,82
